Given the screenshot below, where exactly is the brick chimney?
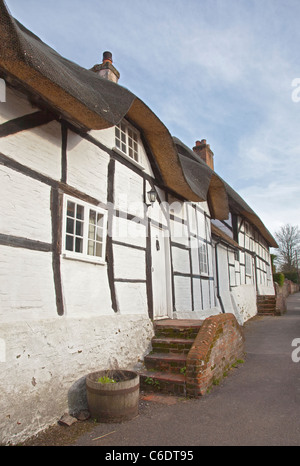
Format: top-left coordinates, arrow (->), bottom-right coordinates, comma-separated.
193,139 -> 214,170
91,51 -> 120,83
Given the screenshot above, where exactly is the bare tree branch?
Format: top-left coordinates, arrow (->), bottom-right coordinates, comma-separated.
274,224 -> 300,272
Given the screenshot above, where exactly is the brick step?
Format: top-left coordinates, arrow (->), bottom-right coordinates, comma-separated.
151,337 -> 195,354
257,295 -> 276,299
257,304 -> 276,311
258,303 -> 276,308
257,297 -> 276,304
257,295 -> 276,316
154,319 -> 203,339
139,370 -> 186,396
141,319 -> 203,397
144,352 -> 187,374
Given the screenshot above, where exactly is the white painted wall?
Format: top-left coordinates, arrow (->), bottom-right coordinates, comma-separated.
0,89 -> 61,180
115,282 -> 148,315
114,161 -> 144,218
113,244 -> 146,281
66,132 -> 109,202
61,259 -> 113,316
0,247 -> 57,322
0,165 -> 52,242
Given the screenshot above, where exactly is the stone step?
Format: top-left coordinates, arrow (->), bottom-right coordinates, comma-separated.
144,352 -> 187,374
151,337 -> 195,354
139,370 -> 186,396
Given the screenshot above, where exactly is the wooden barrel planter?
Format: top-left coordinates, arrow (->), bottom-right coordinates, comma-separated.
86,370 -> 140,423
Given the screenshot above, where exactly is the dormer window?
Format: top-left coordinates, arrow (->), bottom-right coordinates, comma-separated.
114,121 -> 143,168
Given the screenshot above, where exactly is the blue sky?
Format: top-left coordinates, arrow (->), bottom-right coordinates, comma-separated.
4,0 -> 300,242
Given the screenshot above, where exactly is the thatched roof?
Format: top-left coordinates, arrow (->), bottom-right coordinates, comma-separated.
0,0 -> 278,248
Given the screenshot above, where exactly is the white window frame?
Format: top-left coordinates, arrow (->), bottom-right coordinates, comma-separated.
113,120 -> 144,170
199,241 -> 208,275
62,194 -> 107,265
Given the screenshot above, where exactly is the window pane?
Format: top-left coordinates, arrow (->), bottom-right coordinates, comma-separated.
76,204 -> 84,220
96,228 -> 103,242
95,242 -> 102,257
76,220 -> 84,237
87,240 -> 95,256
97,213 -> 104,227
89,224 -> 96,240
67,201 -> 75,217
75,237 -> 83,253
66,235 -> 73,251
66,217 -> 74,234
90,209 -> 96,224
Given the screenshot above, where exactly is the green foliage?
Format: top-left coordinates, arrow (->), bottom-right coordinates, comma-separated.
145,377 -> 160,388
273,272 -> 285,287
97,375 -> 116,384
270,254 -> 277,273
284,271 -> 299,284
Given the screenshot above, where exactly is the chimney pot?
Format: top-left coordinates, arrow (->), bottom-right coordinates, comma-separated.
193,138 -> 214,170
103,51 -> 113,63
90,51 -> 120,83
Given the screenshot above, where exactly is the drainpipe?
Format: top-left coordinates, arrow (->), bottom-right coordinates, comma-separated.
214,241 -> 225,313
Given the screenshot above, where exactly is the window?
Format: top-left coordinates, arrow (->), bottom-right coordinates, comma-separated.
199,242 -> 208,274
63,195 -> 107,264
114,121 -> 141,165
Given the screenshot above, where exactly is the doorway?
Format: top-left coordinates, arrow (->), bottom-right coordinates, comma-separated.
150,224 -> 172,319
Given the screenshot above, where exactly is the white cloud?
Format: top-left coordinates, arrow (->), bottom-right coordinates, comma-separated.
239,182 -> 300,236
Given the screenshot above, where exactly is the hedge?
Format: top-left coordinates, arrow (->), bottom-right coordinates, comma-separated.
273,273 -> 285,287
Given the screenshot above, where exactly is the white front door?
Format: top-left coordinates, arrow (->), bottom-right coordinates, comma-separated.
151,224 -> 172,319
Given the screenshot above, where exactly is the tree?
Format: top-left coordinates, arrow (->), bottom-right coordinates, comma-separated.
274,224 -> 300,273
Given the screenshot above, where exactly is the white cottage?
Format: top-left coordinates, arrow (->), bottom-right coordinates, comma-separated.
0,1 -> 277,444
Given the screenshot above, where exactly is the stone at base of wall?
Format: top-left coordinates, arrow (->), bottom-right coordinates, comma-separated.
0,314 -> 154,445
186,313 -> 244,397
